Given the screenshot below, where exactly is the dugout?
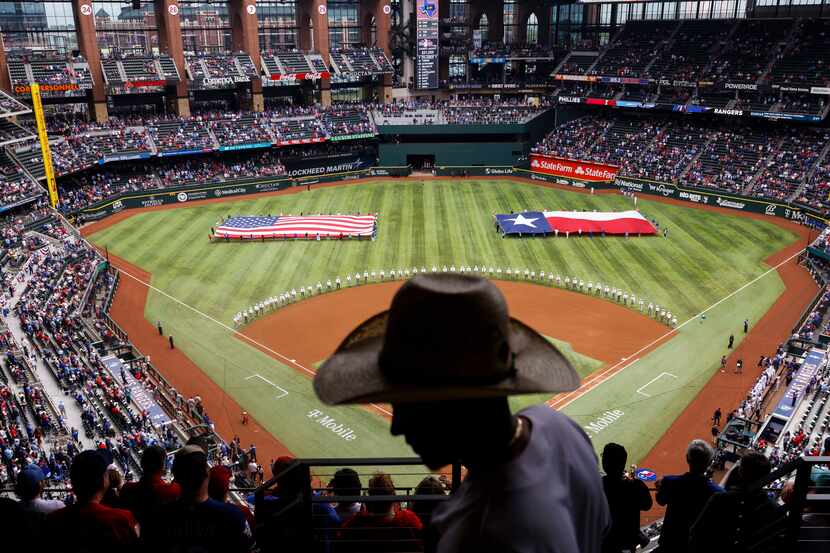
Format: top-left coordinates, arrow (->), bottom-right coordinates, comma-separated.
716,416 -> 762,463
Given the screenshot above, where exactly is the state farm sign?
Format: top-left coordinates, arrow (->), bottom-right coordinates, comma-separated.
529,154 -> 618,182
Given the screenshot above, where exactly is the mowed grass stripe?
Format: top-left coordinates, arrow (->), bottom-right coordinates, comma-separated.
91,181 -> 800,322
88,179 -> 799,461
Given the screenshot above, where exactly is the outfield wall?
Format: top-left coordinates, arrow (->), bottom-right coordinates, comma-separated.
73,161 -> 409,221
512,168 -> 827,226
379,142 -> 522,166
71,157 -> 828,229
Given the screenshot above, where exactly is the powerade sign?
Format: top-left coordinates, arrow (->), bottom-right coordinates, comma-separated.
283,154 -> 375,178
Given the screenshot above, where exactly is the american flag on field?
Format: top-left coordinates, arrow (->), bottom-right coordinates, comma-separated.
214,214 -> 377,239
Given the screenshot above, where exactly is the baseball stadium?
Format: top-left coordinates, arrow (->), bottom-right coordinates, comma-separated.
0,0 -> 829,551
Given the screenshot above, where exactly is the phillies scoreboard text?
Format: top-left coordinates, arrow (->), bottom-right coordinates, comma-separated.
416,0 -> 439,89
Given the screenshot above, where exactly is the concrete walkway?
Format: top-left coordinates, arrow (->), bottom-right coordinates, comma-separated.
2,247 -> 92,452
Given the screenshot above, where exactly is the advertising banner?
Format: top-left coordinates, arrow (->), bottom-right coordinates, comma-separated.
124,79 -> 167,89
750,111 -> 822,123
773,349 -> 824,419
613,176 -> 815,222
14,83 -> 80,94
217,142 -> 272,152
158,148 -> 215,157
529,154 -> 618,182
329,133 -> 377,142
552,74 -> 599,82
270,72 -> 330,81
101,356 -> 171,427
282,154 -> 376,178
100,152 -> 153,164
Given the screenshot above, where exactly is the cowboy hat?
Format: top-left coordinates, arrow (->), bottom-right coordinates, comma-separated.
314,273 -> 580,405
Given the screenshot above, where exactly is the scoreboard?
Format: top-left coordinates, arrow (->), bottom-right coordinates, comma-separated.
416,0 -> 439,89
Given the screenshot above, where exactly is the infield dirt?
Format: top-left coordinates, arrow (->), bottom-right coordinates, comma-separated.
84,177 -> 816,522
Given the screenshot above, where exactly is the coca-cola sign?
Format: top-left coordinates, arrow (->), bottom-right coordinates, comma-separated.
529,154 -> 618,182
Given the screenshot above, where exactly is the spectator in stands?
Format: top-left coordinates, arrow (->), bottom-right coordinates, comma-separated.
336,472 -> 423,552
209,465 -> 255,529
256,456 -> 342,551
0,495 -> 32,542
410,475 -> 446,527
15,463 -> 64,514
600,443 -> 652,553
330,467 -> 364,521
654,439 -> 723,553
314,274 -> 610,553
102,466 -> 124,507
119,444 -> 180,526
47,449 -> 140,551
142,444 -> 254,553
689,451 -> 781,553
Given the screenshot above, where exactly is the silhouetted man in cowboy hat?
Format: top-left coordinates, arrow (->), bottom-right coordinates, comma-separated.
315,274 -> 610,553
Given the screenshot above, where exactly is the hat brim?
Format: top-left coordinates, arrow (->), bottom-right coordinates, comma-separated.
314,311 -> 581,405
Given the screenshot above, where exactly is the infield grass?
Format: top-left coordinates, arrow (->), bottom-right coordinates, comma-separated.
88,179 -> 798,463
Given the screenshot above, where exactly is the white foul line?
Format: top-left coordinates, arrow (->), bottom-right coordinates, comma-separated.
636,372 -> 678,398
105,262 -> 394,417
548,247 -> 806,411
100,244 -> 805,420
245,373 -> 289,399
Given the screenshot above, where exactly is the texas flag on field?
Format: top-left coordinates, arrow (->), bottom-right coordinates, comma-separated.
496,210 -> 657,237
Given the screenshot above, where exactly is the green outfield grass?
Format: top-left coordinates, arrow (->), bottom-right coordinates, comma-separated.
88,179 -> 798,463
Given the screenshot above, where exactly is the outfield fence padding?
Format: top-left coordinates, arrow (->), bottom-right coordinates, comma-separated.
74,161 -> 827,230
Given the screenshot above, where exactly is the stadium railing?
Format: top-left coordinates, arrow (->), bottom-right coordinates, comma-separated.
249,455 -> 830,552
254,457 -> 460,551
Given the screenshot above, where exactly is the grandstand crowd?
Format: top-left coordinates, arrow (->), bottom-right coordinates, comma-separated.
531,114 -> 830,211
0,206 -> 827,552
0,12 -> 828,546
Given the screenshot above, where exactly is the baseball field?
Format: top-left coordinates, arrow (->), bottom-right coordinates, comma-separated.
84,178 -> 811,477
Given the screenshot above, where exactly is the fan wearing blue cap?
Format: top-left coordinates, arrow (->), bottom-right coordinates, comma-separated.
15,464 -> 64,515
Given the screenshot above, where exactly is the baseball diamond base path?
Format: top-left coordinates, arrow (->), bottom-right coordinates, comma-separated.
83,176 -> 815,519
241,280 -> 668,376
637,227 -> 817,523
103,253 -> 292,464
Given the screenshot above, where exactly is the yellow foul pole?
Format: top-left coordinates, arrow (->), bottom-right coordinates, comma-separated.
30,83 -> 59,208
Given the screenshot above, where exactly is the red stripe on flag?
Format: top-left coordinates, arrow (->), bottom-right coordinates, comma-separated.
544,215 -> 656,235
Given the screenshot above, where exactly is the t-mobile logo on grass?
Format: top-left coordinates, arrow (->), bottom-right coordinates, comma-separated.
308,409 -> 357,441
583,409 -> 624,436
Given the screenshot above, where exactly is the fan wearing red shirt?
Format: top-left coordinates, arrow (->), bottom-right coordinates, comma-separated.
120,444 -> 180,526
336,472 -> 423,552
48,449 -> 140,552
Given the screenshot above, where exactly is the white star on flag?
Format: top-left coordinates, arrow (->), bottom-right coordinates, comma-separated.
507,214 -> 539,228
